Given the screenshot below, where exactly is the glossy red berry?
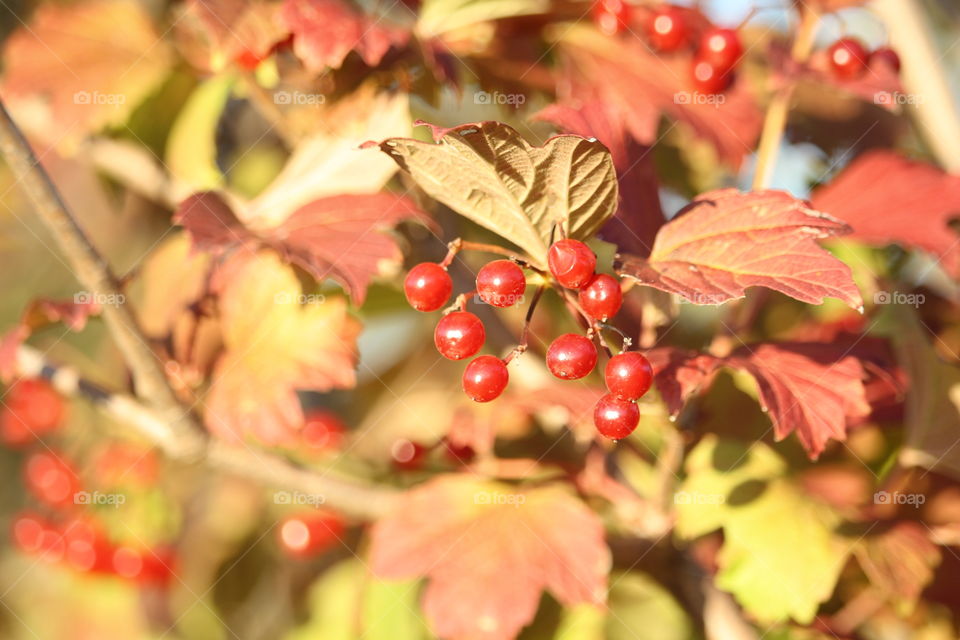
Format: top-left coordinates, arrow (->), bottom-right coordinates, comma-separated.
391,439 -> 429,471
476,260 -> 526,307
827,38 -> 868,80
592,0 -> 631,36
578,274 -> 623,321
404,263 -> 453,312
12,511 -> 64,562
278,513 -> 346,558
548,239 -> 597,289
463,355 -> 509,402
605,352 -> 653,401
648,6 -> 688,52
24,451 -> 79,508
302,409 -> 346,451
870,46 -> 901,72
435,311 -> 486,360
698,27 -> 743,71
594,394 -> 640,439
1,378 -> 65,446
691,57 -> 733,94
546,334 -> 598,380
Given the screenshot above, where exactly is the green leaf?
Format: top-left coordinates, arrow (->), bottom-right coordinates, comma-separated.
606,572 -> 695,640
372,121 -> 617,267
165,73 -> 235,191
417,0 -> 548,36
675,436 -> 849,624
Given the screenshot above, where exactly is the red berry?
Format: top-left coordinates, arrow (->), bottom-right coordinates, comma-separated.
698,27 -> 743,71
404,263 -> 453,312
605,352 -> 653,401
546,334 -> 598,380
463,356 -> 509,402
592,0 -> 631,36
648,6 -> 688,52
594,394 -> 640,439
434,311 -> 486,360
2,378 -> 65,446
476,260 -> 526,307
302,409 -> 346,451
827,38 -> 868,80
444,439 -> 476,464
870,46 -> 900,72
235,48 -> 264,70
548,239 -> 597,289
12,512 -> 64,562
24,450 -> 80,508
578,274 -> 623,321
278,513 -> 345,558
62,519 -> 113,573
391,439 -> 429,471
691,57 -> 733,94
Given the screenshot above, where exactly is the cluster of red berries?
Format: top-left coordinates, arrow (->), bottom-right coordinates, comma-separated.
404,239 -> 654,439
825,38 -> 900,80
591,2 -> 744,95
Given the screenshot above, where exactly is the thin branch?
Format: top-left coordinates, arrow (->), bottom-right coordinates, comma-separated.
0,99 -> 206,460
16,344 -> 399,520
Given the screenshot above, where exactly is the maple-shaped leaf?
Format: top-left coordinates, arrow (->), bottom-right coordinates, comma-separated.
368,121 -> 617,267
617,189 -> 863,309
370,475 -> 609,640
1,0 -> 172,145
205,252 -> 360,444
281,0 -> 411,71
176,191 -> 424,304
811,150 -> 960,275
552,24 -> 762,168
646,347 -> 719,417
537,94 -> 665,256
183,0 -> 289,69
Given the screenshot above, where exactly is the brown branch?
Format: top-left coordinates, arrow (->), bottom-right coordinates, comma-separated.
0,99 -> 207,458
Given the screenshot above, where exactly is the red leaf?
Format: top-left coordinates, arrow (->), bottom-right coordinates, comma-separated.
174,192 -> 254,251
617,189 -> 863,309
280,0 -> 410,71
370,475 -> 609,640
185,0 -> 289,66
646,347 -> 719,416
811,150 -> 960,275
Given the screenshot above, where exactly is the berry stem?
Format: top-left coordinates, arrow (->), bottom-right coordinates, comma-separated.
597,323 -> 633,352
442,238 -> 540,270
442,290 -> 476,314
505,284 -> 547,363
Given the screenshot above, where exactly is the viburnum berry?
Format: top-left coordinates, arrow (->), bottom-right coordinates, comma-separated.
463,355 -> 509,402
24,450 -> 79,508
301,409 -> 346,451
1,378 -> 65,446
548,239 -> 596,289
434,311 -> 486,360
594,394 -> 640,439
698,27 -> 743,71
476,260 -> 526,307
827,38 -> 868,80
870,46 -> 901,72
579,274 -> 623,321
546,334 -> 598,380
691,57 -> 733,94
404,262 -> 453,312
12,511 -> 64,562
605,352 -> 653,401
443,438 -> 476,464
278,513 -> 346,558
648,5 -> 688,52
391,438 -> 429,471
592,0 -> 631,36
